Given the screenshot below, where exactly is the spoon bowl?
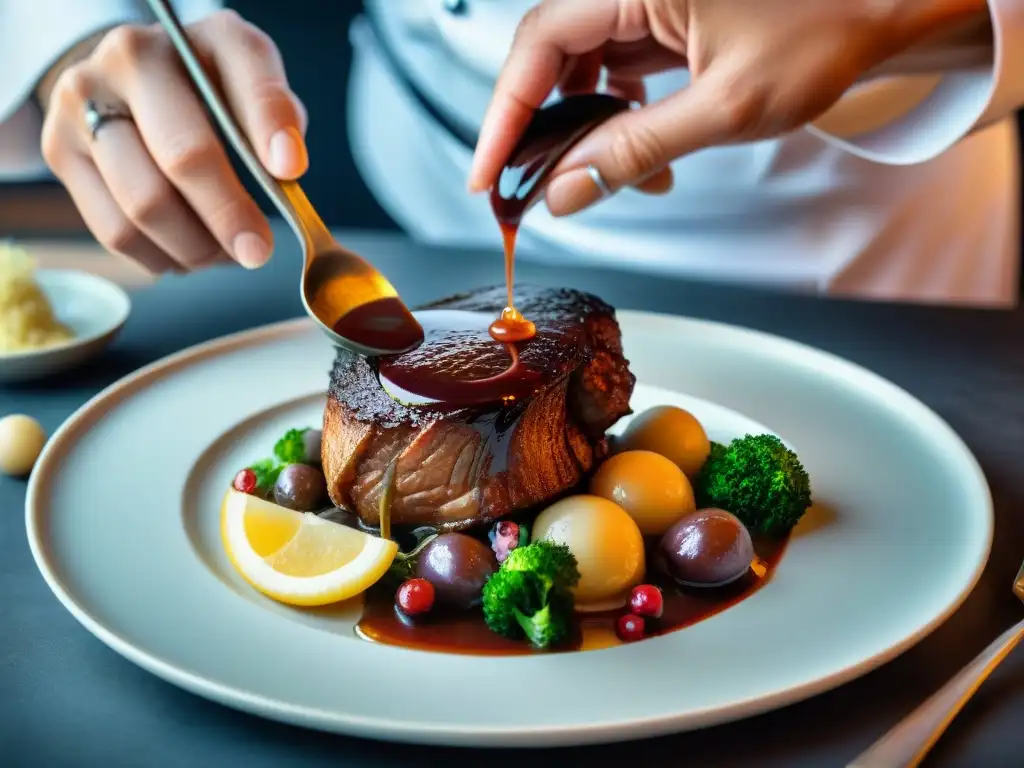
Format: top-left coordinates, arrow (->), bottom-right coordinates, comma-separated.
146,0 -> 423,356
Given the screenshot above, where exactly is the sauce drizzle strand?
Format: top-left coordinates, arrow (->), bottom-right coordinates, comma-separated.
487,94 -> 631,344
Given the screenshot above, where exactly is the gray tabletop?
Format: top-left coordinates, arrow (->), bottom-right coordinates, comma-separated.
3,227 -> 1023,767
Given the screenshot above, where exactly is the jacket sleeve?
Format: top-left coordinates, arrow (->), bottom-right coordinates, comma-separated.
807,0 -> 1024,165
0,0 -> 221,180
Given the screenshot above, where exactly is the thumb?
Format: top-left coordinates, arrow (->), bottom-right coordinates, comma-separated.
193,13 -> 310,180
543,73 -> 744,216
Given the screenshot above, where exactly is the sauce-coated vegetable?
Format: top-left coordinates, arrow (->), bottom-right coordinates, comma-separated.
590,450 -> 696,536
533,495 -> 645,612
273,463 -> 327,511
617,405 -> 710,477
416,533 -> 498,610
656,508 -> 754,587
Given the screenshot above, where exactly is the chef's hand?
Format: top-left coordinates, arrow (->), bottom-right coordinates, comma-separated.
38,10 -> 307,274
468,0 -> 988,216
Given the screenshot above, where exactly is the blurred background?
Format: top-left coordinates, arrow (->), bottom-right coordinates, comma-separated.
1,0 -> 1019,301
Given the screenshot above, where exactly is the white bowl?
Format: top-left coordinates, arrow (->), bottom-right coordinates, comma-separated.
0,269 -> 131,384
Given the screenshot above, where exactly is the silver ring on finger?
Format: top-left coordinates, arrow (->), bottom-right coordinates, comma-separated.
83,99 -> 133,141
586,164 -> 613,198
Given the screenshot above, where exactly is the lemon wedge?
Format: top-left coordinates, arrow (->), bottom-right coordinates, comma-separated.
221,489 -> 398,606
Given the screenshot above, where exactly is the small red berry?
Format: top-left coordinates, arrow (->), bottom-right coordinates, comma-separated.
396,578 -> 435,617
616,613 -> 646,643
629,584 -> 664,619
233,468 -> 257,495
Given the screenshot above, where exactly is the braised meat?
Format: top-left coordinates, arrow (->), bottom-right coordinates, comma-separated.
321,285 -> 635,532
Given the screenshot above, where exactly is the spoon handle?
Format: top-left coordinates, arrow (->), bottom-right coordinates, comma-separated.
144,0 -> 334,251
848,617 -> 1024,768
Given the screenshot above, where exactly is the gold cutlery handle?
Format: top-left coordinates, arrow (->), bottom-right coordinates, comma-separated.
849,617 -> 1024,768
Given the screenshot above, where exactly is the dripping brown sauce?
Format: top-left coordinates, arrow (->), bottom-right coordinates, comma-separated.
375,94 -> 633,403
486,93 -> 632,345
355,534 -> 788,655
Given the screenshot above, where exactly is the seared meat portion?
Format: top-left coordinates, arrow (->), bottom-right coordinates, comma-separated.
322,285 -> 635,531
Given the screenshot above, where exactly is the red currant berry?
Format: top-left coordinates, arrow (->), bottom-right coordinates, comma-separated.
233,468 -> 257,495
396,578 -> 435,617
629,584 -> 664,619
616,613 -> 646,643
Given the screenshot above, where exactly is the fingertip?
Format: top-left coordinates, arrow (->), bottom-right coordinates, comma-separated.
268,126 -> 308,179
467,145 -> 498,194
232,230 -> 272,269
466,173 -> 489,195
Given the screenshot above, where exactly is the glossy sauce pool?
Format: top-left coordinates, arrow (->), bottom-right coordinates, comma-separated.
355,535 -> 788,654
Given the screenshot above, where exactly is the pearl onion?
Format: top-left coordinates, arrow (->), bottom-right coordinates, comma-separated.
0,414 -> 46,476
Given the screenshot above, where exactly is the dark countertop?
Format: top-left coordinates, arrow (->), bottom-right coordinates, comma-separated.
2,227 -> 1023,767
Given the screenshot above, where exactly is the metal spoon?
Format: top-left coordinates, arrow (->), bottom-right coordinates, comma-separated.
145,0 -> 423,356
849,562 -> 1024,767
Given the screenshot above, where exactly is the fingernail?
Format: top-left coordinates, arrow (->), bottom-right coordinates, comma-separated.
268,127 -> 308,178
232,231 -> 271,269
545,168 -> 605,216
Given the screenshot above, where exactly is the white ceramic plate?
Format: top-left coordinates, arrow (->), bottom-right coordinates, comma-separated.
0,269 -> 130,384
25,312 -> 992,747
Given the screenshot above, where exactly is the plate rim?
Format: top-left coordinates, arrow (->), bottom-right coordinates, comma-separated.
24,312 -> 994,746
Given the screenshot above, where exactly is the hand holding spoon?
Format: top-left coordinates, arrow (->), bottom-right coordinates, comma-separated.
145,0 -> 423,356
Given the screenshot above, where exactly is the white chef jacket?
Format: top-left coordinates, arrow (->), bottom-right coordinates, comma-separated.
2,1 -> 1023,306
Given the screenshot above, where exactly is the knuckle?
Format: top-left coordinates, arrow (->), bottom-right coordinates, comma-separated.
608,123 -> 665,183
99,219 -> 143,255
716,78 -> 768,137
51,64 -> 91,107
250,80 -> 296,118
157,138 -> 219,178
205,9 -> 278,58
236,23 -> 277,60
121,183 -> 172,226
513,6 -> 543,44
203,195 -> 260,240
94,24 -> 157,68
205,8 -> 244,31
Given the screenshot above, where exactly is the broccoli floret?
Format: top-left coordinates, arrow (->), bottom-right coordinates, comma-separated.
273,428 -> 312,465
482,569 -> 539,639
706,440 -> 727,465
694,433 -> 811,536
248,458 -> 283,496
482,540 -> 580,649
503,539 -> 579,585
